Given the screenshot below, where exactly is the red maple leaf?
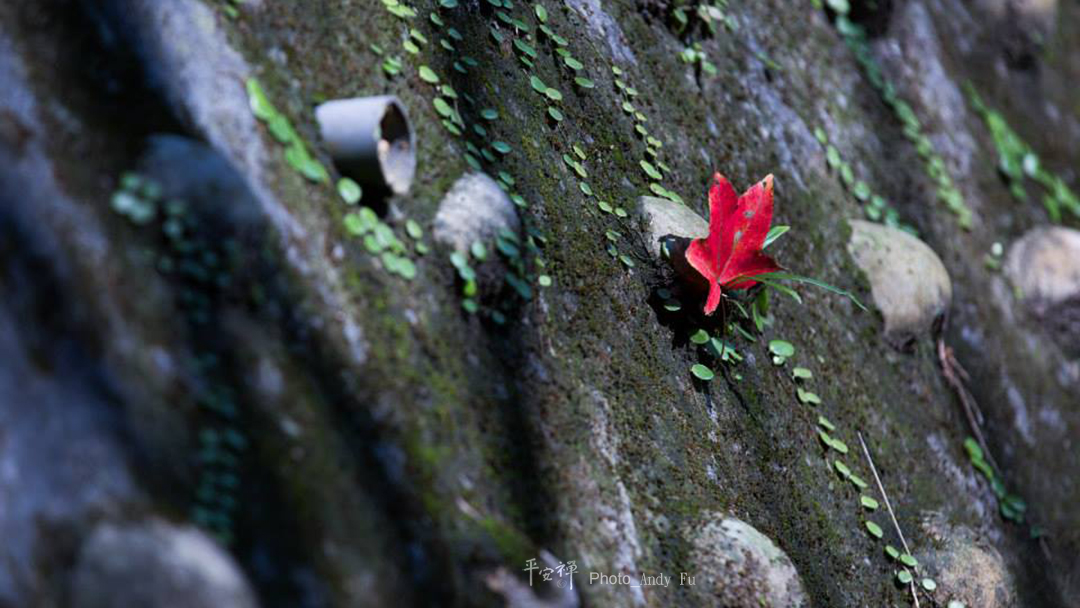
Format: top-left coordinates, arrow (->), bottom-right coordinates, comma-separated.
686,173 -> 782,315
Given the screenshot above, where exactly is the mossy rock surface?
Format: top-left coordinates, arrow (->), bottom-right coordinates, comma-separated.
0,0 -> 1078,606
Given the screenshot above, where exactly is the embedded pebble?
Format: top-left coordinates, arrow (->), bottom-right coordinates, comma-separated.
917,513 -> 1017,608
639,195 -> 708,259
1005,226 -> 1080,355
685,513 -> 808,608
433,172 -> 519,253
848,220 -> 952,342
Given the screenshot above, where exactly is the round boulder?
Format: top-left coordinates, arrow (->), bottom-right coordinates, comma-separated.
70,519 -> 258,608
917,513 -> 1017,608
1004,226 -> 1080,354
847,220 -> 952,343
685,513 -> 808,608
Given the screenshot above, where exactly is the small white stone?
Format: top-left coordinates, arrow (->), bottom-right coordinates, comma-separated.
433,172 -> 519,254
639,196 -> 708,259
1004,226 -> 1080,355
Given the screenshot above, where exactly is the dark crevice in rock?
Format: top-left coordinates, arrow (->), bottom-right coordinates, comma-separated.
845,0 -> 894,39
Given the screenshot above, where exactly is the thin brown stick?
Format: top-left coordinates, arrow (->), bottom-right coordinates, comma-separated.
858,432 -> 920,608
936,324 -> 1056,567
937,336 -> 1000,472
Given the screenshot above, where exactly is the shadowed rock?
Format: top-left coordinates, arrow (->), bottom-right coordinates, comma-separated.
641,195 -> 709,291
640,195 -> 708,259
71,519 -> 258,608
1005,226 -> 1080,355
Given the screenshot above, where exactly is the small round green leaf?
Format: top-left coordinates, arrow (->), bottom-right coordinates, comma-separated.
433,97 -> 454,117
834,460 -> 851,478
418,66 -> 439,83
769,339 -> 795,358
406,219 -> 423,240
640,160 -> 662,180
826,145 -> 841,169
337,178 -> 363,205
691,364 -> 714,381
849,474 -> 869,490
865,520 -> 884,539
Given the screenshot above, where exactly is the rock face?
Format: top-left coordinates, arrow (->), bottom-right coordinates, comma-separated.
71,519 -> 258,608
0,305 -> 141,606
917,513 -> 1017,608
1005,226 -> 1080,354
433,172 -> 519,253
685,514 -> 808,608
847,220 -> 952,342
